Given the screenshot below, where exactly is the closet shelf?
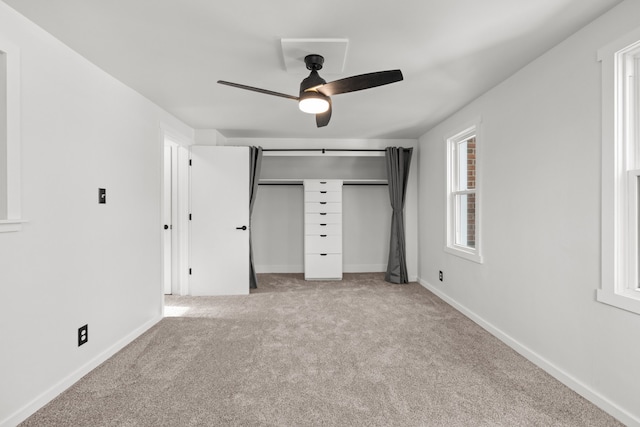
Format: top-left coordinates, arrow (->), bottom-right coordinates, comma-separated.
262,149 -> 385,157
259,179 -> 388,185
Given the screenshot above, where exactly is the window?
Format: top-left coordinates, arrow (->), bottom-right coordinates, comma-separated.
0,50 -> 6,220
0,37 -> 22,232
445,121 -> 482,263
598,27 -> 640,315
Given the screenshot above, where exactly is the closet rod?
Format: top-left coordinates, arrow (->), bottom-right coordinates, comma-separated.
258,183 -> 302,186
262,148 -> 386,153
258,182 -> 388,186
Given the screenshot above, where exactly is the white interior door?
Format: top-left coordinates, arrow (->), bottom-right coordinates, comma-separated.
162,145 -> 173,294
190,146 -> 249,295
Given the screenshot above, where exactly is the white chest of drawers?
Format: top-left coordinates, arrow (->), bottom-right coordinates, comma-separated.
304,179 -> 343,280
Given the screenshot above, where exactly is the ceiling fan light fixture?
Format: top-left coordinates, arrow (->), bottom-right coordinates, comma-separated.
218,53 -> 403,127
298,91 -> 330,114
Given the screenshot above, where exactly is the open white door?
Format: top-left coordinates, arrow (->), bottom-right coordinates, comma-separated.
190,146 -> 249,295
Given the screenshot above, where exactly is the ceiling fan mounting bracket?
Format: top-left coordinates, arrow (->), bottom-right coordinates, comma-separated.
304,54 -> 324,71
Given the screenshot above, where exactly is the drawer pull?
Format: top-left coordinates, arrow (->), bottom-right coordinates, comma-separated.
320,253 -> 327,256
320,224 -> 327,226
320,191 -> 327,194
320,181 -> 327,184
320,202 -> 327,205
320,234 -> 327,237
320,213 -> 327,216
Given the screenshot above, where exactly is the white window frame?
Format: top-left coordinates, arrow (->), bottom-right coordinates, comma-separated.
0,37 -> 24,233
445,119 -> 483,263
597,27 -> 640,315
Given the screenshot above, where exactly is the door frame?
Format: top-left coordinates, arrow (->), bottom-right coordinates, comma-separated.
163,143 -> 174,294
161,124 -> 191,296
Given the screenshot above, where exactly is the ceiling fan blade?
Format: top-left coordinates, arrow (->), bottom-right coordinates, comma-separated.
316,99 -> 332,128
217,80 -> 299,101
317,70 -> 403,97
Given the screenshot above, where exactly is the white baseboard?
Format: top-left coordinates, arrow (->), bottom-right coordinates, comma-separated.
255,264 -> 303,274
417,278 -> 640,427
255,265 -> 418,283
256,264 -> 388,274
343,264 -> 386,273
1,315 -> 162,427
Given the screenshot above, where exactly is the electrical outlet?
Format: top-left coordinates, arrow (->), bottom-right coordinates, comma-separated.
78,324 -> 88,347
439,271 -> 443,282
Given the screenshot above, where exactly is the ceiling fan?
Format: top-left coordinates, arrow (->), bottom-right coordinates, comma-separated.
217,54 -> 403,128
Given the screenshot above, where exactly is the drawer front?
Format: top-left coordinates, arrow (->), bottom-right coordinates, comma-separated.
305,223 -> 342,235
304,180 -> 343,192
305,213 -> 342,224
304,191 -> 342,203
305,202 -> 342,213
305,253 -> 342,279
305,235 -> 342,253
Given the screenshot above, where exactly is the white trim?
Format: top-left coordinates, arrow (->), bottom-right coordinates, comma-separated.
597,287 -> 640,314
159,122 -> 193,147
176,147 -> 190,296
0,219 -> 26,232
0,37 -> 22,229
343,263 -> 386,273
160,124 -> 193,296
598,27 -> 640,316
444,245 -> 483,263
418,278 -> 639,427
254,264 -> 389,274
255,264 -> 303,274
0,315 -> 162,427
444,117 -> 483,263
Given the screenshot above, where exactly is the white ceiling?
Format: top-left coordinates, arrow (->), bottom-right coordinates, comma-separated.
3,0 -> 621,139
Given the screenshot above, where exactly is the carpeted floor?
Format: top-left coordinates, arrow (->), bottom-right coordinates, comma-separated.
21,273 -> 622,426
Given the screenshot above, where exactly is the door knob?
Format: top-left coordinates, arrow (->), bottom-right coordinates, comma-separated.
236,225 -> 247,230
164,224 -> 169,230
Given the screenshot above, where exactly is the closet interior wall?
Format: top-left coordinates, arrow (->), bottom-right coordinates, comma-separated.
252,153 -> 392,274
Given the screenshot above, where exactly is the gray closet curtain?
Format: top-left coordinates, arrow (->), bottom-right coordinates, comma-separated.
385,147 -> 413,284
249,146 -> 263,289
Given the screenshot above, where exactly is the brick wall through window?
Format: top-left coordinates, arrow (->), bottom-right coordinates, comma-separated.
466,137 -> 476,247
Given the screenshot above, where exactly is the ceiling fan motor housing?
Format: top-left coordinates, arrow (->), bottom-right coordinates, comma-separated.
300,70 -> 327,94
304,54 -> 324,71
300,55 -> 327,95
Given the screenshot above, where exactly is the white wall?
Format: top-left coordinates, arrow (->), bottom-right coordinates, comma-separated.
253,184 -> 392,273
0,4 -> 193,426
230,138 -> 418,279
418,1 -> 640,425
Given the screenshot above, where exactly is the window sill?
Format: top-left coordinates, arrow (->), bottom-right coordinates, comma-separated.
0,219 -> 27,233
597,288 -> 640,316
445,246 -> 483,264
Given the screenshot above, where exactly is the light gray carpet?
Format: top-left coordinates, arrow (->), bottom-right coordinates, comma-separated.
21,273 -> 621,426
